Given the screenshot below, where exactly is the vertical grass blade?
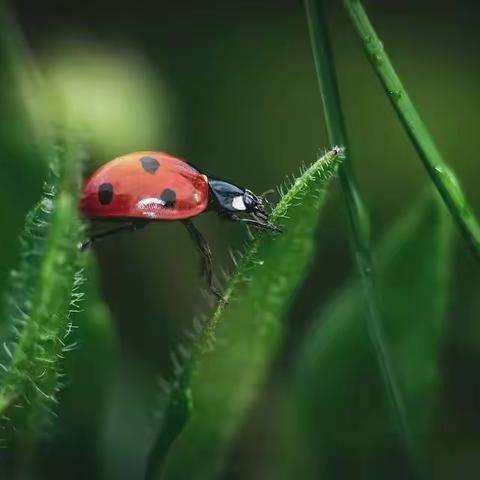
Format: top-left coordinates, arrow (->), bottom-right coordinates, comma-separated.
304,0 -> 417,469
44,256 -> 119,478
147,148 -> 343,480
304,0 -> 411,447
0,142 -> 83,470
293,192 -> 452,478
343,0 -> 480,259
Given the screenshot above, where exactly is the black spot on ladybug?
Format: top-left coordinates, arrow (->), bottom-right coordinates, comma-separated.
140,156 -> 160,174
98,183 -> 114,205
160,188 -> 176,208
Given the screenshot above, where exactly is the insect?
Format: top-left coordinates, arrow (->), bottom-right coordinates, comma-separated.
80,151 -> 280,300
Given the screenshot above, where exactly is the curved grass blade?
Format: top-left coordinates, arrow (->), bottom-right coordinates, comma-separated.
146,147 -> 344,480
293,192 -> 452,478
343,0 -> 480,259
0,142 -> 83,470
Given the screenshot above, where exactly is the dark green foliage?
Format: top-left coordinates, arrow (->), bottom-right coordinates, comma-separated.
294,193 -> 452,477
0,1 -> 477,479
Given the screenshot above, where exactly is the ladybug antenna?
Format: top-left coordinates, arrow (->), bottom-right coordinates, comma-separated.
261,188 -> 275,198
244,189 -> 270,221
260,189 -> 275,206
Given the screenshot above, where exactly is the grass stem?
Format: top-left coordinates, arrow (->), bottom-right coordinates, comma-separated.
343,0 -> 480,260
304,0 -> 417,469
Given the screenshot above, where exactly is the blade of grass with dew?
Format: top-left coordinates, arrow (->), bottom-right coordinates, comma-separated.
0,141 -> 84,470
343,0 -> 480,259
304,0 -> 416,468
146,147 -> 343,480
292,192 -> 452,478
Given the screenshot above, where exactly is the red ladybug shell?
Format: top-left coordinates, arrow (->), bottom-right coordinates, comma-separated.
80,152 -> 209,221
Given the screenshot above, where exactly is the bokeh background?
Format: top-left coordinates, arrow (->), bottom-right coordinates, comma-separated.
0,0 -> 479,478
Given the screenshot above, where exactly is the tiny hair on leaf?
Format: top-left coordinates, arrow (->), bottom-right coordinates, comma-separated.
0,143 -> 83,469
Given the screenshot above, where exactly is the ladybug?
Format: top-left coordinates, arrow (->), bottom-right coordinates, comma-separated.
80,151 -> 279,300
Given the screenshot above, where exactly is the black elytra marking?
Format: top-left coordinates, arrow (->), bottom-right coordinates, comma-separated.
160,188 -> 176,208
140,156 -> 160,174
98,182 -> 114,205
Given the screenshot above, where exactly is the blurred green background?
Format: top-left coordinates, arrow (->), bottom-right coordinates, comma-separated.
0,0 -> 479,478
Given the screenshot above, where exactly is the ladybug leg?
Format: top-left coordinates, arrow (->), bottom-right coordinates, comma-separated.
227,214 -> 282,233
183,220 -> 224,302
80,221 -> 148,250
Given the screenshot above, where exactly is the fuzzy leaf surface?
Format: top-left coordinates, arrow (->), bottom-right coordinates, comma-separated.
152,147 -> 343,480
0,144 -> 83,465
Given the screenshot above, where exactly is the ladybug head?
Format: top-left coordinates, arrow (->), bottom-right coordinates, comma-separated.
208,179 -> 270,220
241,189 -> 270,221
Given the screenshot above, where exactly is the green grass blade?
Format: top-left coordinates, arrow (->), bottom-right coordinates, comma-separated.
294,192 -> 452,478
0,142 -> 83,467
304,0 -> 414,464
146,147 -> 343,480
46,256 -> 119,478
0,7 -> 84,465
343,0 -> 480,259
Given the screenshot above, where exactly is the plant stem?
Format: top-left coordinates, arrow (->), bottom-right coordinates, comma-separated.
304,0 -> 417,466
343,0 -> 480,260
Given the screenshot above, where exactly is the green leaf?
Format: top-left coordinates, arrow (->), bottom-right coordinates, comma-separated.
0,143 -> 83,465
293,192 -> 453,477
146,147 -> 344,480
